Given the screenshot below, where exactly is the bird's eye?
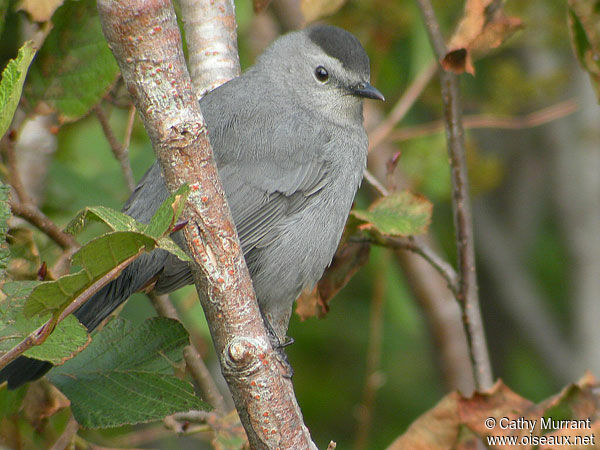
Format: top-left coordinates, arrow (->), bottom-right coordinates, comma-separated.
314,66 -> 329,82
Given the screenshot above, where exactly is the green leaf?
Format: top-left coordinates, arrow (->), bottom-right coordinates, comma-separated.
0,182 -> 10,278
0,41 -> 36,138
25,0 -> 119,121
145,184 -> 191,238
0,281 -> 90,364
351,191 -> 433,237
24,231 -> 156,316
66,205 -> 139,236
567,1 -> 600,101
49,317 -> 209,428
66,185 -> 191,261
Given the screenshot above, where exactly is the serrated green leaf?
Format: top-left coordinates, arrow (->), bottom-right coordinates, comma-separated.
157,236 -> 189,262
66,187 -> 191,261
25,0 -> 119,121
49,317 -> 209,428
351,191 -> 433,237
66,206 -> 139,236
24,231 -> 156,316
145,184 -> 191,238
0,41 -> 36,138
24,316 -> 90,363
0,281 -> 90,364
0,182 -> 10,278
567,1 -> 600,101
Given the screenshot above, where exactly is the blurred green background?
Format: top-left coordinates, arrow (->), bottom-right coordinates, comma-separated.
1,0 -> 597,448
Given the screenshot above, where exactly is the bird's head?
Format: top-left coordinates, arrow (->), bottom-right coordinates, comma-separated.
256,25 -> 384,123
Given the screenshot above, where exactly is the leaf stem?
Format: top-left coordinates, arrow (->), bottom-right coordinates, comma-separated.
0,250 -> 143,371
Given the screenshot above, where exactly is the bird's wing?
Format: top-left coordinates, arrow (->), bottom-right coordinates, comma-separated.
218,156 -> 331,253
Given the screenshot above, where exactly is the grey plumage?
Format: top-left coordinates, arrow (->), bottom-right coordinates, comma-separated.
1,25 -> 383,388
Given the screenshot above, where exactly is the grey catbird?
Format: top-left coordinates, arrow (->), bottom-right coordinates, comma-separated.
1,24 -> 383,388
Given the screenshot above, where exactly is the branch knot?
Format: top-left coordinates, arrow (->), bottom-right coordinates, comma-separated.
223,336 -> 267,376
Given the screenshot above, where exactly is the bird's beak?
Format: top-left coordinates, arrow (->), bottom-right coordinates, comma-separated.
352,82 -> 385,101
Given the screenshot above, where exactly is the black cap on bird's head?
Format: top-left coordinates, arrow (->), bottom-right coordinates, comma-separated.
255,24 -> 384,111
305,25 -> 385,102
307,25 -> 370,78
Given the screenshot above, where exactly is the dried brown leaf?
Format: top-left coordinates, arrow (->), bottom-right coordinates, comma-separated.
390,374 -> 600,449
296,242 -> 370,320
253,0 -> 272,14
22,380 -> 70,430
443,0 -> 523,74
567,0 -> 600,101
300,0 -> 347,23
17,0 -> 63,22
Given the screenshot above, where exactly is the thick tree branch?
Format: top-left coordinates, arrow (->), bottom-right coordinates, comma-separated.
96,1 -> 316,447
179,0 -> 241,98
415,0 -> 493,390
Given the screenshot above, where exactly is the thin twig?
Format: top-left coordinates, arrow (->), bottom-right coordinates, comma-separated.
148,292 -> 227,413
0,249 -> 144,370
390,99 -> 579,142
49,416 -> 79,450
354,264 -> 387,450
363,169 -> 390,196
368,61 -> 438,152
123,105 -> 137,152
9,200 -> 78,250
357,234 -> 458,295
365,131 -> 475,393
94,104 -> 136,193
3,138 -> 33,205
416,0 -> 493,390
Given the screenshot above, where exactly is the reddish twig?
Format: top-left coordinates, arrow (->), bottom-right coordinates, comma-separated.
9,200 -> 78,250
366,132 -> 475,394
96,0 -> 317,447
415,0 -> 493,390
0,249 -> 144,371
3,134 -> 78,251
123,105 -> 137,151
3,137 -> 33,205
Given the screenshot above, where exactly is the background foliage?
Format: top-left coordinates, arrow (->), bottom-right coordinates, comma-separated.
1,0 -> 599,448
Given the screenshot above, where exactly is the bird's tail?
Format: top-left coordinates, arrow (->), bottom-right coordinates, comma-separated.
0,250 -> 170,389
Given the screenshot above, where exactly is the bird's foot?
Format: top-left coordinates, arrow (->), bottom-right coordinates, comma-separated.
262,318 -> 294,378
